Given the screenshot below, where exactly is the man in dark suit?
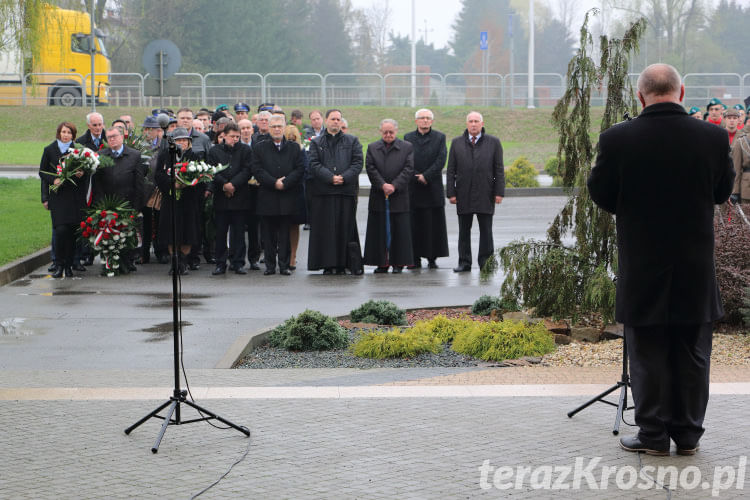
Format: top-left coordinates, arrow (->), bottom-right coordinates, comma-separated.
94,126 -> 146,272
207,122 -> 253,275
251,115 -> 305,275
446,111 -> 505,272
588,63 -> 735,456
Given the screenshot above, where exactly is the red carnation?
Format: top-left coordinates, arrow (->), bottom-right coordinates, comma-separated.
112,213 -> 118,219
84,151 -> 91,158
101,210 -> 107,217
102,233 -> 110,239
80,221 -> 87,228
86,217 -> 93,223
129,215 -> 134,219
98,220 -> 105,228
99,144 -> 105,150
180,166 -> 187,173
73,149 -> 79,154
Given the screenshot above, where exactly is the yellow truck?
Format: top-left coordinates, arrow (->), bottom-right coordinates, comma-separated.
0,3 -> 110,106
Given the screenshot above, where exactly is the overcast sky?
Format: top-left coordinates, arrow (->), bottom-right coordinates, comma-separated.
348,0 -> 601,51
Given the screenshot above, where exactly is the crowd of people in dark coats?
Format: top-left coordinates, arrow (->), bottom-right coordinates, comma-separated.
40,104 -> 506,278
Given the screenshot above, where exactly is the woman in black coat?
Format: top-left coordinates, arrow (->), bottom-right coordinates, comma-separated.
154,128 -> 204,275
39,122 -> 87,278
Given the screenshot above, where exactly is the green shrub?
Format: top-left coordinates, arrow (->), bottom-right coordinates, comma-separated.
505,156 -> 540,188
451,319 -> 555,361
350,300 -> 407,325
351,328 -> 442,359
471,295 -> 504,316
409,315 -> 476,343
544,156 -> 561,177
268,309 -> 349,351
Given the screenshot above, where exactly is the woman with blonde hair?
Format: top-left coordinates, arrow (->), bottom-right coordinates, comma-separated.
284,124 -> 309,269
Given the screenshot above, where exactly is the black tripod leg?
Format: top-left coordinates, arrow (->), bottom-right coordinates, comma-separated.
567,383 -> 621,418
124,399 -> 173,435
183,399 -> 250,437
152,400 -> 179,454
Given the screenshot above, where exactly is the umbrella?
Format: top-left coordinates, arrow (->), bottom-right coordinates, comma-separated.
384,194 -> 391,267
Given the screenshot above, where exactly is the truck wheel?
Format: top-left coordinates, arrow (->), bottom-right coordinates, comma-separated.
53,87 -> 81,107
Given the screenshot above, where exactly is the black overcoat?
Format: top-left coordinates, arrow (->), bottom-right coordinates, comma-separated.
445,128 -> 505,215
77,130 -> 105,152
365,138 -> 414,213
39,141 -> 88,226
587,102 -> 735,326
403,128 -> 447,208
94,145 -> 145,210
207,142 -> 253,211
307,132 -> 363,197
251,138 -> 305,216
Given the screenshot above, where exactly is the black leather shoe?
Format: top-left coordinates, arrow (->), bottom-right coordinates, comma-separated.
373,267 -> 389,274
279,269 -> 291,276
63,266 -> 75,278
52,267 -> 64,278
83,256 -> 95,266
48,263 -> 58,272
322,268 -> 333,275
234,267 -> 247,275
619,436 -> 669,456
391,266 -> 403,274
126,262 -> 137,272
249,262 -> 260,270
204,256 -> 216,264
264,269 -> 276,275
428,260 -> 438,269
188,262 -> 200,271
453,265 -> 471,273
335,268 -> 347,275
212,265 -> 226,275
72,263 -> 87,272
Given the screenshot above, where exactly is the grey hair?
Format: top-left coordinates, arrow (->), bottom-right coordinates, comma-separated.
86,112 -> 103,125
341,118 -> 348,127
637,63 -> 681,97
380,118 -> 398,129
269,114 -> 286,126
258,110 -> 273,119
414,108 -> 434,120
466,111 -> 483,122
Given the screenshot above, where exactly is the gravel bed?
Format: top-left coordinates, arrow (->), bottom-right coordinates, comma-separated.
235,307 -> 750,369
541,334 -> 750,368
236,330 -> 478,369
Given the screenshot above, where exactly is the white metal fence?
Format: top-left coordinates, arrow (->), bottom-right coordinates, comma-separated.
5,72 -> 750,109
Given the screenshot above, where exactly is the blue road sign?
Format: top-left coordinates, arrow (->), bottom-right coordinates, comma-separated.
480,31 -> 488,50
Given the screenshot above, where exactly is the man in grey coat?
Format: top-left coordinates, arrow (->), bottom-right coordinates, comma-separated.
446,111 -> 505,272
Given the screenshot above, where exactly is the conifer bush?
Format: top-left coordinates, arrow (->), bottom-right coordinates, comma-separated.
409,315 -> 475,343
505,156 -> 540,188
350,300 -> 407,325
451,319 -> 555,361
351,328 -> 441,359
268,309 -> 349,351
471,295 -> 504,316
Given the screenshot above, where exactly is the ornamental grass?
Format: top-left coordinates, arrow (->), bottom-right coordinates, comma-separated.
451,319 -> 556,362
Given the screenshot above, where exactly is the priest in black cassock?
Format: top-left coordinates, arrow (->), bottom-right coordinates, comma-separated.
404,108 -> 449,269
363,119 -> 414,273
307,109 -> 363,275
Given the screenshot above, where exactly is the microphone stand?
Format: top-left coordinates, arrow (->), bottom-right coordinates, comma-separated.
125,118 -> 249,452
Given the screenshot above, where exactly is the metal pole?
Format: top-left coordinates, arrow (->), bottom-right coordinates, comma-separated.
509,14 -> 514,109
411,0 -> 416,107
527,0 -> 535,108
89,0 -> 95,111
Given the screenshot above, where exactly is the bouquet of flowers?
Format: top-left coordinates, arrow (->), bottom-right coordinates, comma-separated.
172,161 -> 229,200
302,137 -> 312,151
124,132 -> 154,173
43,143 -> 114,192
79,196 -> 139,277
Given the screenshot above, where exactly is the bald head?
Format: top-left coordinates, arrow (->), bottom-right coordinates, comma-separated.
637,64 -> 683,106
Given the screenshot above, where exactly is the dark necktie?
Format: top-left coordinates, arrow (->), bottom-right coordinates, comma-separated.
471,136 -> 477,146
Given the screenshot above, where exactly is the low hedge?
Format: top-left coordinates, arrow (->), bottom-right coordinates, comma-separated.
451,319 -> 555,361
350,299 -> 407,325
268,309 -> 349,351
351,328 -> 441,359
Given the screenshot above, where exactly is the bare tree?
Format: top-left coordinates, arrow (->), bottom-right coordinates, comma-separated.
556,0 -> 580,37
366,0 -> 392,72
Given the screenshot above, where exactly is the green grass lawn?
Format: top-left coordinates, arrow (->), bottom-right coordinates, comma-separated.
0,105 -> 605,168
0,178 -> 50,267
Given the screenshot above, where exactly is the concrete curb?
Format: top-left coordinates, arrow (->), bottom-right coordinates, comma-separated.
0,247 -> 51,287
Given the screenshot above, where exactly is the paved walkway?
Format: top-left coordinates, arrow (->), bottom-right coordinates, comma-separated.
2,195 -> 749,498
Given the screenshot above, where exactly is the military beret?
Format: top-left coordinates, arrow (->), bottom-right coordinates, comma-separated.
707,97 -> 723,110
688,106 -> 701,115
734,104 -> 745,111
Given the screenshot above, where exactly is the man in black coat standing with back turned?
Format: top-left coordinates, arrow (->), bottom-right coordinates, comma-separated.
446,111 -> 504,272
588,63 -> 735,456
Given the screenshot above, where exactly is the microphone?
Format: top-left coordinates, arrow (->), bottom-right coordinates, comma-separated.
157,113 -> 170,130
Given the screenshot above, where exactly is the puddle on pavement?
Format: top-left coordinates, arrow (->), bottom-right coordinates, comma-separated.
139,321 -> 192,342
142,300 -> 202,308
9,279 -> 32,287
0,318 -> 33,336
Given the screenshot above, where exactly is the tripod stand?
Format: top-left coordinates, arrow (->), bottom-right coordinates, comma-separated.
567,333 -> 633,435
125,119 -> 250,453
